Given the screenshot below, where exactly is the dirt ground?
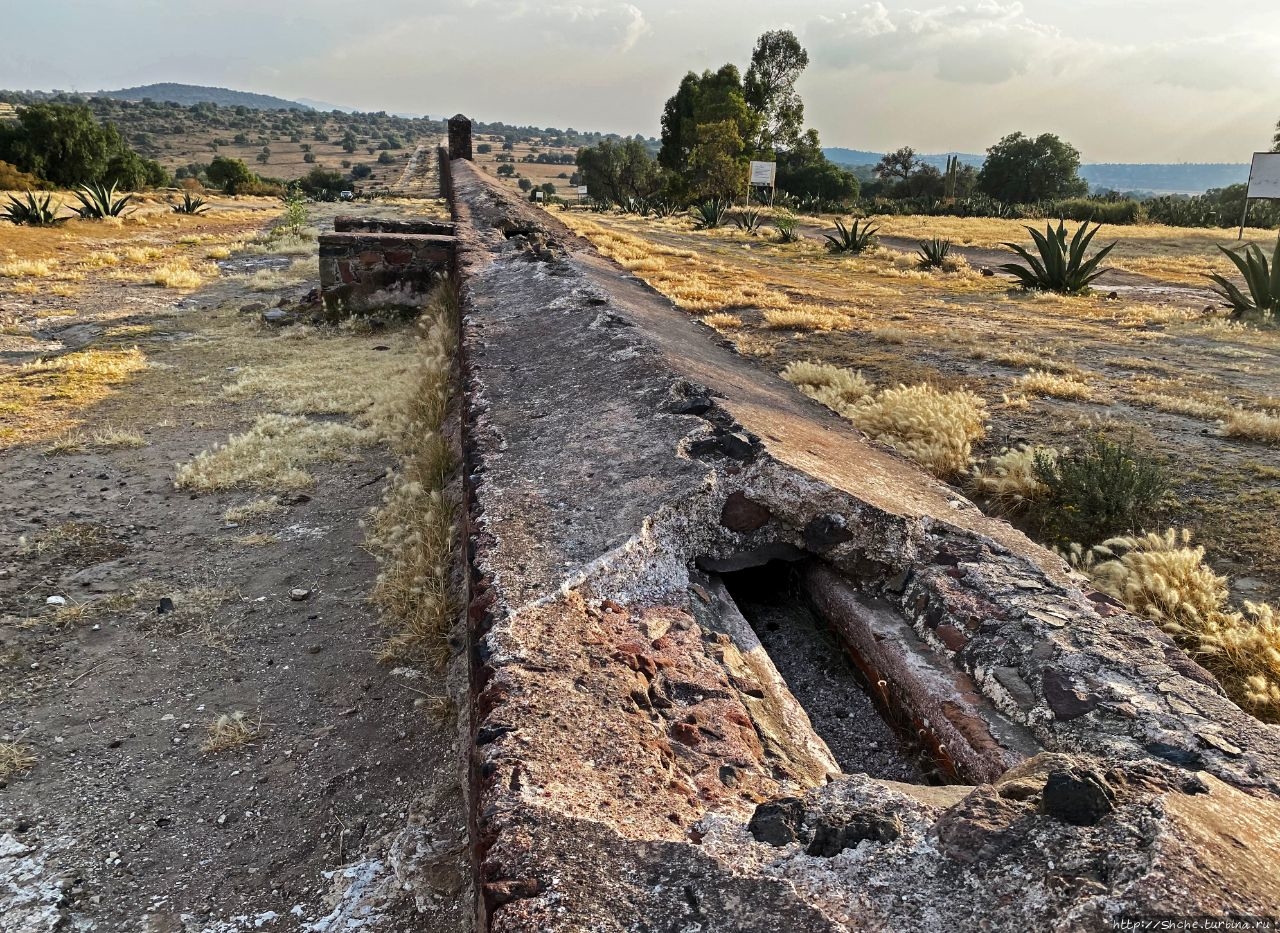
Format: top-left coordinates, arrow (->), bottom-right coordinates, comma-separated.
0,181 -> 471,930
557,209 -> 1280,607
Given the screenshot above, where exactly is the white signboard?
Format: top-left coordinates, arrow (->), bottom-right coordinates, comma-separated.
1245,152 -> 1280,200
749,160 -> 776,186
577,185 -> 589,195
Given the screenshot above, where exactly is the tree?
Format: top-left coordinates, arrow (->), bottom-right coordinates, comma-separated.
689,120 -> 747,201
496,164 -> 515,177
341,132 -> 358,153
377,151 -> 394,164
777,129 -> 859,202
575,138 -> 664,203
517,178 -> 532,192
0,103 -> 126,187
351,163 -> 373,179
659,65 -> 759,178
1273,117 -> 1280,153
477,143 -> 493,154
875,147 -> 920,183
256,147 -> 271,165
743,30 -> 808,152
296,166 -> 347,200
206,155 -> 255,193
977,132 -> 1088,203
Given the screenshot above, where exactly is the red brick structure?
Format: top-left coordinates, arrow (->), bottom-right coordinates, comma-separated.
318,230 -> 455,318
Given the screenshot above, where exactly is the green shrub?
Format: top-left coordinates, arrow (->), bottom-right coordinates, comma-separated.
1032,434 -> 1168,546
773,211 -> 800,243
916,237 -> 951,269
72,182 -> 133,219
3,191 -> 63,226
999,220 -> 1115,294
824,218 -> 878,253
0,160 -> 42,191
1053,198 -> 1142,225
1207,235 -> 1280,322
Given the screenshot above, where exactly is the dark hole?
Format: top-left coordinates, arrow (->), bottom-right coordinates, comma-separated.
719,559 -> 943,784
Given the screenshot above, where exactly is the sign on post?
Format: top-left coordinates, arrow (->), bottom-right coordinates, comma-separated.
747,160 -> 777,207
1239,152 -> 1280,238
749,161 -> 776,186
576,184 -> 588,205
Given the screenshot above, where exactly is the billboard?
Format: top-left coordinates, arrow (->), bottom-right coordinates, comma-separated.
1245,152 -> 1280,200
749,161 -> 776,186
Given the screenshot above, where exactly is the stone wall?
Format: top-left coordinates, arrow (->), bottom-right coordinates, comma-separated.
333,215 -> 455,236
317,231 -> 455,317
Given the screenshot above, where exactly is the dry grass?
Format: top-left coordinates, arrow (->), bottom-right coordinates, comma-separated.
223,497 -> 281,523
970,445 -> 1056,514
233,532 -> 278,547
174,414 -> 371,491
2,348 -> 149,445
702,313 -> 742,330
1073,529 -> 1280,722
1130,392 -> 1231,422
153,260 -> 209,289
0,258 -> 55,278
761,305 -> 854,331
201,712 -> 262,752
46,424 -> 147,454
1016,369 -> 1097,401
0,741 -> 36,778
367,286 -> 459,669
1222,409 -> 1280,444
246,257 -> 317,292
782,360 -> 987,478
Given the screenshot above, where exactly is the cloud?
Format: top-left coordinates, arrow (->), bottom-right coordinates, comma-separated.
806,1 -> 1278,92
808,1 -> 1061,84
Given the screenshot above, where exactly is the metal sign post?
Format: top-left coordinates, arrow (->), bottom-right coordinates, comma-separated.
1239,152 -> 1280,240
577,184 -> 588,206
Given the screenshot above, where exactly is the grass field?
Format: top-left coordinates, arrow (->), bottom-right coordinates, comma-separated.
556,209 -> 1280,614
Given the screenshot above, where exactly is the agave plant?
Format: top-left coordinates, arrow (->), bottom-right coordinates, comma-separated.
691,198 -> 729,230
998,221 -> 1115,294
732,209 -> 763,234
171,190 -> 210,215
73,182 -> 134,219
645,197 -> 679,219
917,237 -> 952,270
1207,235 -> 1280,321
2,192 -> 64,226
823,218 -> 878,254
773,211 -> 800,243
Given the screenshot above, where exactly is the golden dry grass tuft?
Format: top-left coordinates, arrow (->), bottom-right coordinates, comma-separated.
1073,529 -> 1280,722
367,286 -> 459,669
201,712 -> 262,752
1016,369 -> 1097,401
702,313 -> 742,330
1222,409 -> 1280,444
46,424 -> 147,455
2,348 -> 149,444
0,741 -> 36,778
153,260 -> 209,289
970,445 -> 1056,514
783,360 -> 987,478
223,497 -> 281,523
174,414 -> 370,491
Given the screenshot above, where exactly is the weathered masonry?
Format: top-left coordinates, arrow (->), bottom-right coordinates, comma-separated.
317,184 -> 458,317
435,120 -> 1280,931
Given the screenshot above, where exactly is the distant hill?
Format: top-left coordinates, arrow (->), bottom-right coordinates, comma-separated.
99,83 -> 311,111
823,147 -> 1249,196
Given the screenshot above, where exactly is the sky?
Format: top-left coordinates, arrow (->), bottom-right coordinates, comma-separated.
2,0 -> 1278,163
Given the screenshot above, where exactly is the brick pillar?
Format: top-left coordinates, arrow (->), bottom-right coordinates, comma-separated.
448,114 -> 473,161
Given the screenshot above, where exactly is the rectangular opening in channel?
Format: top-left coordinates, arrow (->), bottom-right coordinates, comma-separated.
718,560 -> 944,784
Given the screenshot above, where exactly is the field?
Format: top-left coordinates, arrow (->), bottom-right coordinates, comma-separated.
0,167 -> 468,929
553,207 -> 1280,609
